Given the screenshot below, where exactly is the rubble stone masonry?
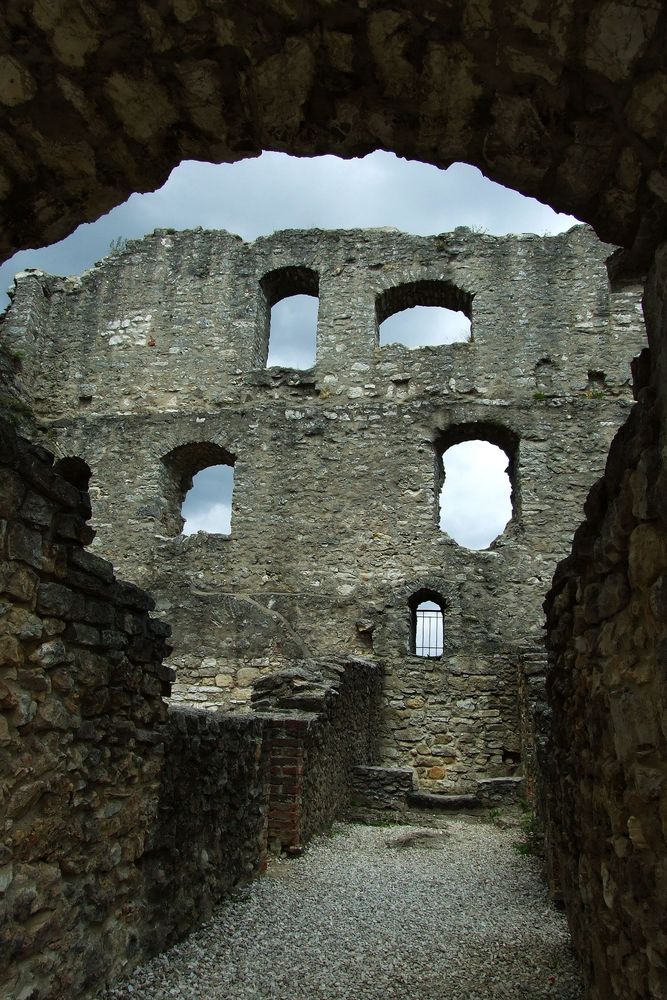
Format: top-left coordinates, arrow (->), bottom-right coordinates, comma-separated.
1,224 -> 646,794
2,3 -> 667,997
0,413 -> 381,997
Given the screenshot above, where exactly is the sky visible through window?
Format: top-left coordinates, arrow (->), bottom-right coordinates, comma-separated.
379,305 -> 471,348
268,295 -> 319,368
439,442 -> 513,549
0,152 -> 578,543
182,465 -> 233,535
415,600 -> 444,657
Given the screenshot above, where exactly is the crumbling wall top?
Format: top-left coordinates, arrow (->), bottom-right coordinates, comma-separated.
2,224 -> 642,424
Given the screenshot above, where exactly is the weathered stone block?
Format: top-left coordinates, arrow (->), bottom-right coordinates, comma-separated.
0,468 -> 25,518
20,490 -> 54,529
583,572 -> 630,624
36,582 -> 83,620
0,563 -> 38,602
7,523 -> 44,570
628,523 -> 667,588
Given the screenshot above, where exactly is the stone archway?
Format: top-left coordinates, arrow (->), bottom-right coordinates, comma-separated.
1,4 -> 666,999
0,2 -> 665,265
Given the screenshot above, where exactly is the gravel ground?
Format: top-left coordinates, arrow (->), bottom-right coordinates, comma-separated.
97,818 -> 583,1000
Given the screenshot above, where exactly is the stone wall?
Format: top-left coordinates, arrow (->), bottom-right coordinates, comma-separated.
0,224 -> 647,795
0,417 -> 172,999
0,421 -> 266,999
3,6 -> 667,997
0,417 -> 382,996
0,1 -> 665,265
141,708 -> 269,958
350,766 -> 415,821
252,656 -> 382,851
516,647 -> 548,810
544,255 -> 667,1000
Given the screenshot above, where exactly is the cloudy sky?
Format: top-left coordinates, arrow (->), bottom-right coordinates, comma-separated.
0,151 -> 578,545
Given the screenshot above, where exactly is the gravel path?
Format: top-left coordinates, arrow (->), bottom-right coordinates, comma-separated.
98,818 -> 583,1000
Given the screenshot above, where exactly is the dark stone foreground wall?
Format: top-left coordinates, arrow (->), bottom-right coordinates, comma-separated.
544,244 -> 667,1000
0,417 -> 171,998
0,416 -> 381,997
0,0 -> 665,264
0,422 -> 262,999
141,709 -> 269,958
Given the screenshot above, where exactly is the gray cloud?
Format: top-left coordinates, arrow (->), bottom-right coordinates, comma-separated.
268,295 -> 319,368
182,466 -> 233,535
379,306 -> 471,348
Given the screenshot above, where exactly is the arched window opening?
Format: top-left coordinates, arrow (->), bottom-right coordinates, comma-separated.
260,265 -> 319,369
182,464 -> 234,535
409,591 -> 445,658
268,294 -> 319,368
161,441 -> 235,537
377,280 -> 472,349
379,305 -> 470,348
53,456 -> 92,492
436,424 -> 517,550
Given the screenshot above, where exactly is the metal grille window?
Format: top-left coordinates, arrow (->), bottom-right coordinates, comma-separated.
414,600 -> 444,657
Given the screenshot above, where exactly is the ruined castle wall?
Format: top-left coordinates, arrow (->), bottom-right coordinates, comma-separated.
142,708 -> 269,959
2,6 -> 667,998
2,226 -> 647,794
253,656 -> 382,850
0,420 -> 274,999
0,418 -> 172,998
543,246 -> 667,1000
1,416 -> 384,998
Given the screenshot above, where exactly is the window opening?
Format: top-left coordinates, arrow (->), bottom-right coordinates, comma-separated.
377,279 -> 472,349
182,464 -> 234,535
414,599 -> 444,657
268,294 -> 318,368
439,439 -> 512,549
161,441 -> 235,536
379,305 -> 470,348
260,265 -> 319,369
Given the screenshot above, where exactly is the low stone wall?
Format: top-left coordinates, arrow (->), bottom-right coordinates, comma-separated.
516,647 -> 548,811
544,341 -> 667,1000
0,418 -> 172,999
140,708 -> 269,957
476,777 -> 523,805
350,765 -> 415,821
252,656 -> 382,851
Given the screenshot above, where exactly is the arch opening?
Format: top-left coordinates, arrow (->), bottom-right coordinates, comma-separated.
53,456 -> 92,492
379,305 -> 471,348
376,280 -> 472,350
268,294 -> 319,368
259,265 -> 319,369
182,464 -> 235,536
161,441 -> 236,537
436,425 -> 517,550
409,589 -> 446,658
